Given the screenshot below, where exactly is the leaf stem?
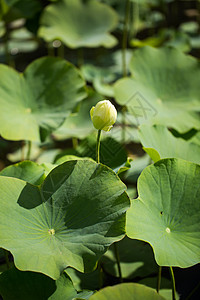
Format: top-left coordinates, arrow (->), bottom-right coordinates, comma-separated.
26,140 -> 32,160
157,266 -> 162,293
169,266 -> 176,300
122,0 -> 130,77
98,262 -> 103,289
114,242 -> 123,283
96,130 -> 101,163
72,138 -> 78,149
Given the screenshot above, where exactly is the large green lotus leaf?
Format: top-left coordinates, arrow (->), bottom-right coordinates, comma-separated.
0,160 -> 129,279
88,283 -> 166,300
101,237 -> 157,279
0,266 -> 93,300
0,161 -> 46,185
126,158 -> 200,268
0,56 -> 86,141
138,124 -> 200,164
39,0 -> 118,48
114,46 -> 200,133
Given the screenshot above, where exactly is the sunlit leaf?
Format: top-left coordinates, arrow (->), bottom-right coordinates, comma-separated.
89,283 -> 166,300
0,57 -> 86,141
126,158 -> 200,267
39,0 -> 118,48
0,160 -> 129,279
139,124 -> 200,164
114,46 -> 200,132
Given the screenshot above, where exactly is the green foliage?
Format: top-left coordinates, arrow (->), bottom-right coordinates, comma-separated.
0,267 -> 93,300
0,160 -> 130,279
139,124 -> 200,164
114,46 -> 200,132
0,1 -> 199,298
0,57 -> 86,141
126,158 -> 200,268
89,283 -> 166,300
0,161 -> 46,185
39,0 -> 118,48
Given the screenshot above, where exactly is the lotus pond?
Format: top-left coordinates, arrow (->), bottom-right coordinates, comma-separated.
0,0 -> 200,299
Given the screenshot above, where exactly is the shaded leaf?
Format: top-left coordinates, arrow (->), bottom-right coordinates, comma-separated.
0,266 -> 92,300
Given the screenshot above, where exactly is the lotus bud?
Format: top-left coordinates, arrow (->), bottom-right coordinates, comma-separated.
90,100 -> 117,131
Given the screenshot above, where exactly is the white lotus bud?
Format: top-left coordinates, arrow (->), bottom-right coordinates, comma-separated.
90,100 -> 117,131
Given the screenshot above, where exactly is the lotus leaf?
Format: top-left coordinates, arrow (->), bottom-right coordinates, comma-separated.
139,124 -> 200,164
0,56 -> 86,141
126,158 -> 200,268
89,283 -> 166,300
0,160 -> 129,279
39,0 -> 118,48
114,46 -> 200,132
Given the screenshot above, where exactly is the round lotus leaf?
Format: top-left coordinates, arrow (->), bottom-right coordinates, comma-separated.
0,160 -> 129,279
89,283 -> 166,300
114,46 -> 200,133
126,158 -> 200,268
138,124 -> 200,164
0,56 -> 86,141
39,0 -> 118,48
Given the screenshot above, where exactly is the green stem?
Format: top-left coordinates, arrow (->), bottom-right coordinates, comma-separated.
169,266 -> 176,300
130,0 -> 139,40
157,266 -> 162,293
21,141 -> 25,161
114,243 -> 123,283
185,280 -> 200,300
26,141 -> 32,160
72,138 -> 78,150
3,249 -> 10,269
96,130 -> 101,163
122,0 -> 130,77
98,262 -> 103,289
57,42 -> 65,58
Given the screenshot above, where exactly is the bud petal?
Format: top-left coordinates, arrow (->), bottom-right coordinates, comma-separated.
90,100 -> 117,131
